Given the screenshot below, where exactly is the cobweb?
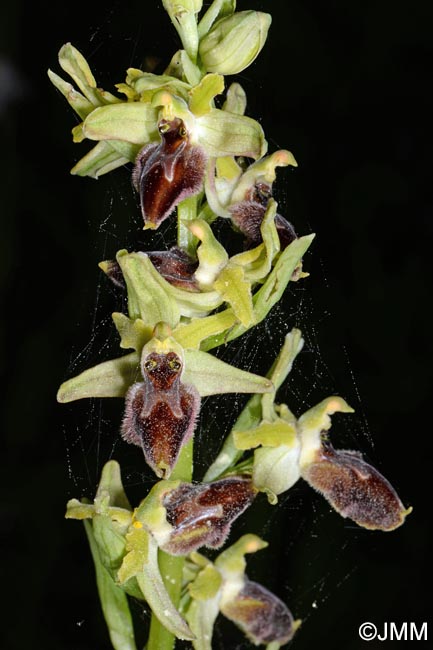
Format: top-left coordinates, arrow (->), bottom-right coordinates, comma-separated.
58,14 -> 377,650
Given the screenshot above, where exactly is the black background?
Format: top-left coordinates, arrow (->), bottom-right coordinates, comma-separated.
1,1 -> 432,649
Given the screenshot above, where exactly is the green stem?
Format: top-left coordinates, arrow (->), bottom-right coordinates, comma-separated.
146,440 -> 194,650
177,195 -> 199,256
146,189 -> 196,647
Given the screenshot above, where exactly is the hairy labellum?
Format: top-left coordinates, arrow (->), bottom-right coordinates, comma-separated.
132,117 -> 207,229
301,442 -> 410,531
229,182 -> 297,250
121,350 -> 200,478
221,579 -> 297,645
161,476 -> 256,555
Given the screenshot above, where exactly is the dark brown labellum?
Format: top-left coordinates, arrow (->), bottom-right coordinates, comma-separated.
229,181 -> 297,250
121,351 -> 200,478
147,247 -> 200,292
221,579 -> 297,645
101,247 -> 199,292
302,442 -> 410,531
161,477 -> 256,555
132,118 -> 207,229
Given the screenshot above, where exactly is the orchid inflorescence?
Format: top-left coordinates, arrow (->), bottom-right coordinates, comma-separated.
52,2 -> 411,649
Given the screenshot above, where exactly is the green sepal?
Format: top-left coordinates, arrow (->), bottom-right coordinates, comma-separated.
119,70 -> 191,102
117,249 -> 223,321
83,102 -> 159,145
188,564 -> 222,600
222,82 -> 246,115
57,351 -> 139,403
234,419 -> 297,450
57,43 -> 119,104
197,109 -> 267,159
71,141 -> 127,177
185,594 -> 220,650
134,480 -> 179,544
252,444 -> 301,505
84,520 -> 137,650
189,73 -> 225,116
117,250 -> 180,327
119,529 -> 194,640
183,349 -> 273,396
214,264 -> 254,327
185,565 -> 222,650
164,50 -> 202,86
47,69 -> 93,119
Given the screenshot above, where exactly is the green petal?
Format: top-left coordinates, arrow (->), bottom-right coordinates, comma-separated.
183,350 -> 273,396
112,313 -> 153,351
83,103 -> 159,145
57,351 -> 139,403
189,74 -> 225,116
197,109 -> 267,159
84,520 -> 137,650
298,396 -> 354,468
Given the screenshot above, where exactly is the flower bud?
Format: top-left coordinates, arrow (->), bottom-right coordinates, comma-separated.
301,442 -> 411,531
160,476 -> 256,554
199,11 -> 272,75
221,579 -> 298,646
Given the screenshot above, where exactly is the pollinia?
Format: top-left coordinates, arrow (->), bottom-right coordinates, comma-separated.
51,2 -> 411,648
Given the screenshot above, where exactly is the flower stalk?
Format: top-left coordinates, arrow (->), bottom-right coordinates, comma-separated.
52,3 -> 411,649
